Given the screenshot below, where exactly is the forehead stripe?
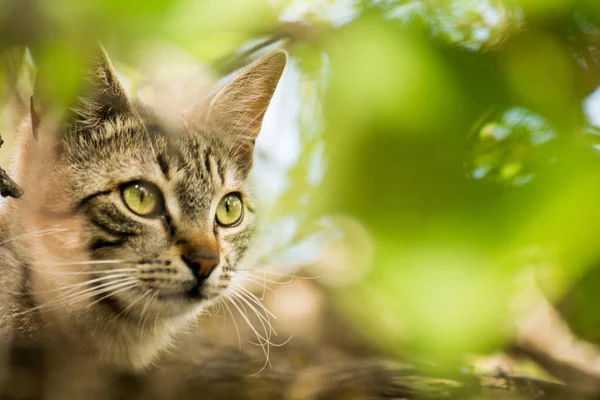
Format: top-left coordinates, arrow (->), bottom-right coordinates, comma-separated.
203,148 -> 212,178
215,156 -> 225,184
157,153 -> 170,179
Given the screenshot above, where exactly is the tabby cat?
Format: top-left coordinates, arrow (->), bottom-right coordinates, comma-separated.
0,48 -> 425,400
0,47 -> 289,397
0,47 -> 565,400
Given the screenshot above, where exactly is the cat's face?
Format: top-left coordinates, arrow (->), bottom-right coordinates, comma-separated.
25,49 -> 286,321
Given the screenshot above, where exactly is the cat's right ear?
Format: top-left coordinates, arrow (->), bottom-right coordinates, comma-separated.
70,47 -> 132,130
33,47 -> 132,137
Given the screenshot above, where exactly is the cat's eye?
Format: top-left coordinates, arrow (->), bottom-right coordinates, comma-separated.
216,193 -> 243,227
121,182 -> 163,217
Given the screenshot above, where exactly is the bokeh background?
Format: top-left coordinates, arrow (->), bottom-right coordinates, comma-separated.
3,0 -> 600,392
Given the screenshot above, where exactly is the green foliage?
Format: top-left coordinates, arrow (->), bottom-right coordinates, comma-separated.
314,0 -> 600,366
3,0 -> 600,373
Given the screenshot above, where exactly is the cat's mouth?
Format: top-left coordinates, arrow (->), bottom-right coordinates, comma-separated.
98,284 -> 221,321
129,258 -> 222,304
155,287 -> 211,302
86,260 -> 226,318
152,280 -> 222,304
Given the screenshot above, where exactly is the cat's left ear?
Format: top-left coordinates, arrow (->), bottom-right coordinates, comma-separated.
199,50 -> 287,167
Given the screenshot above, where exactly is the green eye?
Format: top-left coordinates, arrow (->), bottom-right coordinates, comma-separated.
216,193 -> 243,226
122,182 -> 163,217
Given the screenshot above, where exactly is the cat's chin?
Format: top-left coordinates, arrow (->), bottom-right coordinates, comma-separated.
114,287 -> 219,321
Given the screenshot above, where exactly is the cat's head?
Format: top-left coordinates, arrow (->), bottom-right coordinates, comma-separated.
20,48 -> 286,322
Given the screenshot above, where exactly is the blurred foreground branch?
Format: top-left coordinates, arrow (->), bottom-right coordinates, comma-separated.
212,21 -> 331,74
289,360 -> 594,399
516,294 -> 600,394
0,134 -> 22,198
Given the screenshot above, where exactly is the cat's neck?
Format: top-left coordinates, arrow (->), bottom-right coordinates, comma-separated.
43,305 -> 187,370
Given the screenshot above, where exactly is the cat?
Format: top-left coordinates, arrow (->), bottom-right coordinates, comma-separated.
0,46 -> 434,400
0,46 -> 294,397
0,47 -> 576,400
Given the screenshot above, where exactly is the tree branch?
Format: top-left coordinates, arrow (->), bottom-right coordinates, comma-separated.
0,134 -> 23,199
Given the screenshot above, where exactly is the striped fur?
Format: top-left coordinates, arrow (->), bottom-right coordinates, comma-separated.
0,48 -> 286,379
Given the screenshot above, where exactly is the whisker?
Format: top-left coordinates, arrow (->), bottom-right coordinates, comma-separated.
241,273 -> 295,285
215,301 -> 225,320
12,278 -> 137,317
229,292 -> 273,377
84,282 -> 139,309
222,299 -> 242,350
231,291 -> 276,338
226,295 -> 272,367
257,334 -> 294,348
49,279 -> 138,307
237,277 -> 274,299
228,295 -> 270,341
33,268 -> 138,276
140,291 -> 159,337
235,287 -> 293,351
28,273 -> 133,295
227,296 -> 271,369
238,287 -> 277,320
111,289 -> 151,324
238,269 -> 320,280
52,276 -> 137,300
45,260 -> 128,266
0,228 -> 67,246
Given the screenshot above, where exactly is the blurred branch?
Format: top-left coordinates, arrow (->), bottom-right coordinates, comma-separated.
289,360 -> 593,399
516,294 -> 600,394
0,134 -> 22,199
212,34 -> 288,75
557,15 -> 600,99
476,374 -> 592,399
212,21 -> 331,75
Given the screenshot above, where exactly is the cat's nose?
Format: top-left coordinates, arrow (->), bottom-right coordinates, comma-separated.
180,233 -> 220,280
182,252 -> 219,279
